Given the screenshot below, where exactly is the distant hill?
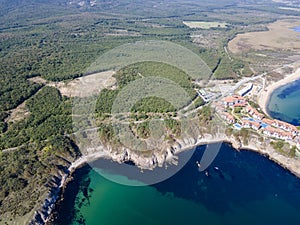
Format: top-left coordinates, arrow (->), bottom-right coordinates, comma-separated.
0,0 -> 282,26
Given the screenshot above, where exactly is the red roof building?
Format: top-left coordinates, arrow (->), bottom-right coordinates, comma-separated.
223,95 -> 245,107
242,119 -> 261,130
272,120 -> 299,135
262,118 -> 274,126
221,112 -> 235,124
262,126 -> 281,139
245,106 -> 264,120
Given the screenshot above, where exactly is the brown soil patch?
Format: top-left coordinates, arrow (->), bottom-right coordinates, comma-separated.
7,71 -> 116,123
28,76 -> 48,84
51,70 -> 116,97
30,71 -> 116,98
5,102 -> 30,123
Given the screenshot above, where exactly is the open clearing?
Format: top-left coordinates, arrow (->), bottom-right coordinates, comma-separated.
29,71 -> 116,97
10,71 -> 116,124
228,20 -> 300,54
5,102 -> 30,124
183,21 -> 229,29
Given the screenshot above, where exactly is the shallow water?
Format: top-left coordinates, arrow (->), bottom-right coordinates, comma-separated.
267,79 -> 300,126
52,143 -> 300,225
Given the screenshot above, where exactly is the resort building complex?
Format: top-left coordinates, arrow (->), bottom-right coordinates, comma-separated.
215,93 -> 299,149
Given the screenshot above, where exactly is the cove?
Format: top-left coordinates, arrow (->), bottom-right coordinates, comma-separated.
51,143 -> 300,225
267,79 -> 300,126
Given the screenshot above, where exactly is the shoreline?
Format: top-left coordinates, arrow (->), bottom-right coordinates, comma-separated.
258,67 -> 300,117
65,134 -> 300,179
46,136 -> 300,224
34,67 -> 300,224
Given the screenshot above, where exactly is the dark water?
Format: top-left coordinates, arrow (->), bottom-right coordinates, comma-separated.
52,143 -> 300,225
267,79 -> 300,126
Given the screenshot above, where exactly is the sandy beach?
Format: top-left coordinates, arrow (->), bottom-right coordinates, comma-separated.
258,67 -> 300,117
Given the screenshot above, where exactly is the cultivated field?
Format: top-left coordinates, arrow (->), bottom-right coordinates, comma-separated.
228,20 -> 300,54
183,21 -> 229,29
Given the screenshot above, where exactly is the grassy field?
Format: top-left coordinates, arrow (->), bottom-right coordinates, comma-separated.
183,21 -> 229,29
228,20 -> 300,54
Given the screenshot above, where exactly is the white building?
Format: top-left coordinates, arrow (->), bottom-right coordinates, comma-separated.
238,83 -> 253,96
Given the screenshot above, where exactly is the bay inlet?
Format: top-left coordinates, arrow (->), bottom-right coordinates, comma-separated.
50,76 -> 300,225
51,143 -> 300,225
267,78 -> 300,126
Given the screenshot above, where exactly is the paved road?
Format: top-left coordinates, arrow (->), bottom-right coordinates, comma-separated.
222,63 -> 292,97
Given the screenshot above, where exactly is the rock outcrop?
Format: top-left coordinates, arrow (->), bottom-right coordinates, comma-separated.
29,171 -> 69,225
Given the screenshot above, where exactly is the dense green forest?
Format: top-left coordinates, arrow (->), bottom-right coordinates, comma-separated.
96,61 -> 199,116
0,87 -> 72,149
0,136 -> 79,219
0,0 -> 274,117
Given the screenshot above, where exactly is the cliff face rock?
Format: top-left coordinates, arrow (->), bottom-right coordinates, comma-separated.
118,147 -> 169,169
104,135 -> 202,170
29,171 -> 69,225
29,132 -> 235,225
29,130 -> 300,225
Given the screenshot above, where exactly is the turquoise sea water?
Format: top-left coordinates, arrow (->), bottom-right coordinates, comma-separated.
267,79 -> 300,126
52,143 -> 300,225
